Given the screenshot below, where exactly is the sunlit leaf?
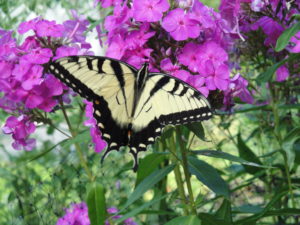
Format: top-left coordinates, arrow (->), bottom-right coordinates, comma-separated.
87,184 -> 106,225
188,156 -> 229,198
164,215 -> 201,225
123,164 -> 175,209
275,21 -> 300,52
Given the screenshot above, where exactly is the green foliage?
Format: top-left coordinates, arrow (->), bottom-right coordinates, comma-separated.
87,184 -> 107,225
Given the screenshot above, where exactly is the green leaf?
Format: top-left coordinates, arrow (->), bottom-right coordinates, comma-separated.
199,213 -> 231,225
234,105 -> 270,113
164,216 -> 201,225
87,184 -> 106,225
264,208 -> 300,216
123,164 -> 175,209
185,122 -> 205,140
237,134 -> 264,175
193,150 -> 268,168
256,54 -> 299,83
282,127 -> 300,170
188,156 -> 229,198
27,139 -> 69,162
136,153 -> 166,186
234,189 -> 288,224
275,21 -> 300,52
115,194 -> 169,223
216,199 -> 232,224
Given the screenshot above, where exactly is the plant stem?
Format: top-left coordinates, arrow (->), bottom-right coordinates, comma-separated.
176,127 -> 197,215
269,83 -> 295,207
169,133 -> 189,216
59,99 -> 94,182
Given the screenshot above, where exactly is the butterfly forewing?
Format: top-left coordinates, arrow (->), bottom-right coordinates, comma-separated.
48,56 -> 137,155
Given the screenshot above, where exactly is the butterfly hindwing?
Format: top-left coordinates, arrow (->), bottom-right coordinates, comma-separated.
48,56 -> 138,156
129,73 -> 212,165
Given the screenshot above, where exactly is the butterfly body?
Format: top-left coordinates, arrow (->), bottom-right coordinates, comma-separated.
48,56 -> 212,170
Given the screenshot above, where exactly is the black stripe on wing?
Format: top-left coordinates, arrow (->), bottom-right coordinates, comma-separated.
47,56 -> 137,161
128,74 -> 213,170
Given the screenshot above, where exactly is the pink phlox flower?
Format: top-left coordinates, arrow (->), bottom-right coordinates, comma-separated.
289,31 -> 300,53
177,43 -> 201,72
186,75 -> 209,97
17,17 -> 41,34
190,1 -> 214,29
132,0 -> 170,22
160,58 -> 180,74
0,61 -> 13,79
253,16 -> 284,46
126,23 -> 155,49
21,47 -> 53,64
83,100 -> 96,126
0,30 -> 17,61
56,202 -> 90,225
21,64 -> 44,90
173,69 -> 191,82
162,8 -> 200,41
35,20 -> 64,38
226,73 -> 254,104
276,65 -> 289,82
91,127 -> 107,153
63,10 -> 90,43
198,60 -> 230,91
198,41 -> 229,65
123,47 -> 153,68
54,46 -> 80,60
19,36 -> 40,51
106,34 -> 127,59
104,4 -> 131,32
83,100 -> 107,153
2,115 -> 36,151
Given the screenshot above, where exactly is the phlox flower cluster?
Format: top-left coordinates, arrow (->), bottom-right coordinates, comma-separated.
56,202 -> 137,225
96,0 -> 253,104
0,11 -> 106,152
220,0 -> 300,83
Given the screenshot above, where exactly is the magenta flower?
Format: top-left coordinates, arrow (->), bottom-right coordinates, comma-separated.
223,74 -> 253,109
162,8 -> 200,41
17,17 -> 40,34
187,75 -> 209,98
106,34 -> 126,59
198,41 -> 228,65
2,115 -> 36,151
132,0 -> 169,22
276,65 -> 289,82
126,23 -> 155,49
63,10 -> 90,44
56,202 -> 90,225
84,100 -> 107,153
198,60 -> 230,91
21,47 -> 53,64
36,20 -> 64,37
177,43 -> 202,72
253,16 -> 284,46
289,31 -> 300,53
104,4 -> 131,32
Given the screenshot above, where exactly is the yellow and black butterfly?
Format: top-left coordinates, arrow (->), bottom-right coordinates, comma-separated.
48,56 -> 212,170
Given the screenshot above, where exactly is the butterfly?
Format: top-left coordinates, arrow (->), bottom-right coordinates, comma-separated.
48,56 -> 212,171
